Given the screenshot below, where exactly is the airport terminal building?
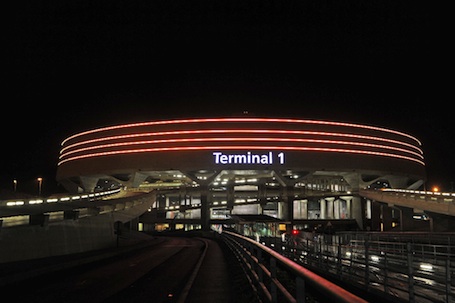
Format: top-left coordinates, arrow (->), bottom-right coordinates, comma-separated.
56,117 -> 426,233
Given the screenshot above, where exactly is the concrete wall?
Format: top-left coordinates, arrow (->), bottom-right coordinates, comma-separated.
0,215 -> 115,263
0,196 -> 153,263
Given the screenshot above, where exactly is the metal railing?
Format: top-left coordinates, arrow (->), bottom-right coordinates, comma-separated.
221,230 -> 368,303
261,232 -> 455,303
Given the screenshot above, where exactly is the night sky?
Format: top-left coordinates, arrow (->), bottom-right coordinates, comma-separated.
3,1 -> 452,196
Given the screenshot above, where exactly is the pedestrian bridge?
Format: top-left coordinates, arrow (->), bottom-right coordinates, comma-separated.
0,189 -> 154,263
360,188 -> 455,217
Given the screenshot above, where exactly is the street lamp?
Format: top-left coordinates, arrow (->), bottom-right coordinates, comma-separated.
37,177 -> 43,196
13,179 -> 17,192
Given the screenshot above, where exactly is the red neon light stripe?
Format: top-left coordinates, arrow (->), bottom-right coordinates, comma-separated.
60,129 -> 423,155
59,137 -> 423,160
61,118 -> 422,146
58,145 -> 425,166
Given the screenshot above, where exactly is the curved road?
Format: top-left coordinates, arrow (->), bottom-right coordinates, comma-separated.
0,236 -> 213,303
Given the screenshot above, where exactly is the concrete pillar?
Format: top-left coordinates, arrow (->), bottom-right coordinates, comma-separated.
182,191 -> 188,206
29,213 -> 49,226
352,196 -> 364,230
258,183 -> 267,205
395,206 -> 414,231
131,172 -> 148,188
370,201 -> 382,231
347,199 -> 352,219
227,182 -> 234,210
334,199 -> 340,219
294,199 -> 308,219
326,197 -> 335,219
320,198 -> 326,219
200,185 -> 210,231
179,188 -> 188,206
131,217 -> 140,231
169,222 -> 176,231
157,195 -> 165,209
80,176 -> 99,192
64,210 -> 79,220
381,204 -> 393,231
281,185 -> 294,220
303,200 -> 308,219
279,185 -> 295,232
58,179 -> 81,194
287,185 -> 294,223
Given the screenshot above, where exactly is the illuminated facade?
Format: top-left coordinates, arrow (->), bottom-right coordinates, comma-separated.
56,117 -> 426,232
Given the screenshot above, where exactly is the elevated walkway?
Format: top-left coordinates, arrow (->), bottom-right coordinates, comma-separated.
0,190 -> 155,263
360,188 -> 455,231
359,188 -> 455,216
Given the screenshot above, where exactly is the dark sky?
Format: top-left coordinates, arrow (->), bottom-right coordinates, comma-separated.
3,1 -> 452,195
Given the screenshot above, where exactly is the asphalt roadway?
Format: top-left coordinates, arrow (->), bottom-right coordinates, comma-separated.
0,235 -> 259,303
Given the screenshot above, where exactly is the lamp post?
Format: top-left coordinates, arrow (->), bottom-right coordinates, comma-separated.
13,179 -> 17,192
37,177 -> 43,196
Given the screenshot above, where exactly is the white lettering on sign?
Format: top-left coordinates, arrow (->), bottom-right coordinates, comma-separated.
213,151 -> 285,165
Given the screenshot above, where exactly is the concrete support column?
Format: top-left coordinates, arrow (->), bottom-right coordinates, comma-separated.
131,172 -> 148,188
227,182 -> 234,211
29,213 -> 49,226
182,170 -> 220,231
58,179 -> 81,194
79,176 -> 99,193
169,222 -> 176,231
326,197 -> 335,219
334,199 -> 340,219
200,185 -> 210,231
258,184 -> 267,205
347,199 -> 352,219
381,204 -> 393,231
130,217 -> 139,231
257,203 -> 264,215
280,185 -> 295,232
287,185 -> 294,223
320,199 -> 327,219
183,192 -> 188,206
64,210 -> 79,220
396,206 -> 414,231
370,200 -> 382,231
352,196 -> 363,230
155,195 -> 164,209
285,185 -> 294,220
294,199 -> 308,219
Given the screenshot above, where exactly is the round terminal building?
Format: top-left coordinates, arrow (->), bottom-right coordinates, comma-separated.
56,117 -> 426,233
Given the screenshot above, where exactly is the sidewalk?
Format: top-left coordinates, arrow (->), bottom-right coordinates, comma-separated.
184,236 -> 261,303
